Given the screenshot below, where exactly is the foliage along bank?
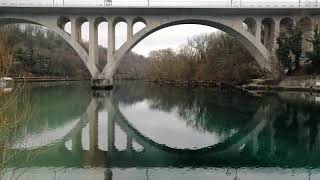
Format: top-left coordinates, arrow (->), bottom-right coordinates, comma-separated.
145,33 -> 263,86
276,25 -> 320,75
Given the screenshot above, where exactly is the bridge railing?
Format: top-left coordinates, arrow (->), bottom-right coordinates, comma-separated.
0,0 -> 319,8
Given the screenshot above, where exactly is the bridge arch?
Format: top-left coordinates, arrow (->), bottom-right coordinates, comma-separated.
243,17 -> 257,36
108,98 -> 270,155
0,16 -> 100,78
76,17 -> 89,48
101,17 -> 276,79
95,17 -> 108,25
280,17 -> 295,33
132,17 -> 147,26
57,16 -> 71,33
261,17 -> 275,51
113,17 -> 127,25
132,17 -> 147,35
298,17 -> 313,52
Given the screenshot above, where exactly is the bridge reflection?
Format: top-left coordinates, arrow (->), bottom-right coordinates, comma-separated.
3,82 -> 320,179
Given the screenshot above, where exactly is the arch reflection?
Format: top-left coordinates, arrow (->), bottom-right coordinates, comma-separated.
3,82 -> 320,180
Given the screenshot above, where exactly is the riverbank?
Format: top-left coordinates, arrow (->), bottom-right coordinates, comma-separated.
148,75 -> 320,93
10,76 -> 320,94
150,80 -> 240,90
12,77 -> 89,83
241,75 -> 320,93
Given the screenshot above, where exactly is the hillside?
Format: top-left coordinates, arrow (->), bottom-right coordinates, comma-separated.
4,24 -> 146,79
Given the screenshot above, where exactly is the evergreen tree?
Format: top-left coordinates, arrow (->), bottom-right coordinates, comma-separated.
307,25 -> 320,65
288,27 -> 303,69
276,26 -> 303,73
276,33 -> 292,73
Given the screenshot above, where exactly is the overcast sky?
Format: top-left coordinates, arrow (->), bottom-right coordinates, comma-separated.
4,0 -> 312,56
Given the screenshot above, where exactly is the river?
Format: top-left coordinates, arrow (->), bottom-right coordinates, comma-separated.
1,81 -> 320,180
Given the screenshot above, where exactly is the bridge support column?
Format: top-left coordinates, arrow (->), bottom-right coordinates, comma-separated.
256,20 -> 262,42
272,20 -> 280,53
127,20 -> 133,41
71,18 -> 80,42
108,21 -> 116,66
89,19 -> 99,67
301,20 -> 313,54
91,19 -> 115,90
91,78 -> 113,90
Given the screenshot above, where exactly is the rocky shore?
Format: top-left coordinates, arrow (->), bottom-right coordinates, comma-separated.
12,77 -> 89,83
241,76 -> 320,93
149,76 -> 320,93
150,80 -> 241,90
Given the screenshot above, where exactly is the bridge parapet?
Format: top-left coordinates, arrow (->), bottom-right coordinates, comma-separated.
1,1 -> 320,8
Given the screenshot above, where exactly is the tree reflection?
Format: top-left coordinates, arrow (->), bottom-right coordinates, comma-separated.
4,81 -> 320,171
113,81 -> 262,138
112,81 -> 320,168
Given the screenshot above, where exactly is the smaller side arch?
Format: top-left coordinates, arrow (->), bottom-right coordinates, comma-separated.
94,17 -> 109,68
113,17 -> 128,50
132,17 -> 147,26
75,17 -> 89,52
298,17 -> 313,53
243,17 -> 257,36
95,17 -> 108,26
113,17 -> 127,26
261,17 -> 275,51
76,17 -> 89,26
132,17 -> 147,35
75,17 -> 89,38
280,17 -> 295,34
57,16 -> 70,31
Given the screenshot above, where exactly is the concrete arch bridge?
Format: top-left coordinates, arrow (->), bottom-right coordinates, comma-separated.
0,6 -> 317,88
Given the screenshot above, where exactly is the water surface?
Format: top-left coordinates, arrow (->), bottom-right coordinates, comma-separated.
2,81 -> 320,180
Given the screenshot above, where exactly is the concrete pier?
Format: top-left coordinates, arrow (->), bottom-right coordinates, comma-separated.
91,79 -> 113,90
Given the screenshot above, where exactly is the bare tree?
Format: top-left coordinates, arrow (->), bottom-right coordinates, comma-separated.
0,31 -> 32,179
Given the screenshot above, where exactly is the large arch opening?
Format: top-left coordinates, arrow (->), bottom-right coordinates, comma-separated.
111,19 -> 269,83
0,19 -> 91,79
111,19 -> 271,82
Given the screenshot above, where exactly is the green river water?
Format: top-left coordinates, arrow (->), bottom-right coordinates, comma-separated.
2,81 -> 320,180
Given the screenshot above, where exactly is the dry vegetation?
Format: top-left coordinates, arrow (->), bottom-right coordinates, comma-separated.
146,33 -> 263,85
0,32 -> 13,79
0,31 -> 32,179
